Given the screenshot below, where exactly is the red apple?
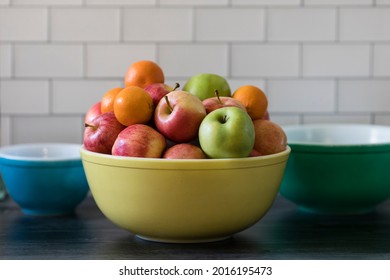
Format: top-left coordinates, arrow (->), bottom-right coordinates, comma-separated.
249,149 -> 262,157
202,90 -> 246,114
252,119 -> 287,155
154,90 -> 206,143
112,124 -> 166,158
163,143 -> 207,159
84,112 -> 125,154
144,82 -> 180,107
84,101 -> 102,124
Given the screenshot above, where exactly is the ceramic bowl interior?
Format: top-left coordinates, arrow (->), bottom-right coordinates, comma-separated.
81,146 -> 291,243
0,143 -> 82,161
0,143 -> 89,215
286,124 -> 390,147
280,124 -> 390,214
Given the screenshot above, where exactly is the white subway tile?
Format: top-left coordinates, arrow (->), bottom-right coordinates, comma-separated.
0,8 -> 47,41
373,44 -> 390,76
0,44 -> 12,78
231,44 -> 300,77
195,9 -> 265,42
52,80 -> 120,114
86,0 -> 155,5
267,8 -> 336,41
374,115 -> 390,125
164,79 -> 188,90
86,44 -> 156,78
376,0 -> 390,5
0,117 -> 11,146
0,80 -> 50,114
228,79 -> 266,94
303,44 -> 370,77
12,116 -> 84,144
272,115 -> 301,126
339,80 -> 390,112
305,0 -> 373,5
340,8 -> 390,41
161,0 -> 228,5
232,0 -> 301,5
159,44 -> 228,78
303,114 -> 371,124
267,79 -> 336,113
123,9 -> 192,42
14,44 -> 83,78
13,0 -> 82,5
51,8 -> 120,42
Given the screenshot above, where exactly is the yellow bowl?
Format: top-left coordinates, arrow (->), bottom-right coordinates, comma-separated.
80,146 -> 290,243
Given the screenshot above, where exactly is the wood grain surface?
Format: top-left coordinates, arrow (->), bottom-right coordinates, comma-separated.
1,195 -> 390,260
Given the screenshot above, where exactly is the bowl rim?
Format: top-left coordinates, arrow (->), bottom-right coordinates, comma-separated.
283,123 -> 390,153
0,143 -> 82,162
80,145 -> 291,170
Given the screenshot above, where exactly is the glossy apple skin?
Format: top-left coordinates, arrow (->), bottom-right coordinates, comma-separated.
202,96 -> 246,114
163,143 -> 207,159
144,83 -> 174,108
83,112 -> 125,154
199,107 -> 255,159
253,119 -> 287,156
249,149 -> 262,157
183,73 -> 231,101
154,90 -> 206,143
84,101 -> 102,124
112,124 -> 166,158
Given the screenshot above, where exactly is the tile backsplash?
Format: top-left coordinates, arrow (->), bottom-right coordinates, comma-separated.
1,0 -> 390,145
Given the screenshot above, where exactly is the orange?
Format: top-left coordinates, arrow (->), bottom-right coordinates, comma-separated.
232,85 -> 268,120
114,87 -> 154,126
100,87 -> 123,113
124,60 -> 165,89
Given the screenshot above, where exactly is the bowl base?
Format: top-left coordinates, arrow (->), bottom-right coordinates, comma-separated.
299,206 -> 375,216
136,234 -> 232,244
21,208 -> 75,216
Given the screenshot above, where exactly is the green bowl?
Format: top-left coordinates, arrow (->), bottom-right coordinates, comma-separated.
280,124 -> 390,214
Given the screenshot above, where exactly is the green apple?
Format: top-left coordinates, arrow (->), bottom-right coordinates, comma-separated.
198,107 -> 255,159
183,73 -> 231,101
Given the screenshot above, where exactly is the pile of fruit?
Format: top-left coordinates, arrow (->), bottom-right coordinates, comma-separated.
83,60 -> 287,159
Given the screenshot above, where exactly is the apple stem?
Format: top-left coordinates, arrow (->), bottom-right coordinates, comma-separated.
222,115 -> 229,123
173,82 -> 180,91
214,89 -> 222,105
165,95 -> 173,113
84,123 -> 97,129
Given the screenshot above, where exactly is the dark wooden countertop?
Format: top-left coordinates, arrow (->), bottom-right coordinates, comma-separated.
1,194 -> 390,260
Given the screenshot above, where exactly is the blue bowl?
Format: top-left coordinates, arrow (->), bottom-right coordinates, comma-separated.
0,143 -> 89,215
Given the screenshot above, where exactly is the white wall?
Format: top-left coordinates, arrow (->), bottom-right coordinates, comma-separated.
1,0 -> 390,145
